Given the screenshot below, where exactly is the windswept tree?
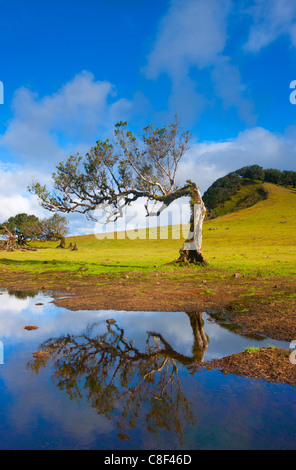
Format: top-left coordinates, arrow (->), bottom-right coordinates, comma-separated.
3,213 -> 40,245
29,119 -> 207,265
1,213 -> 68,246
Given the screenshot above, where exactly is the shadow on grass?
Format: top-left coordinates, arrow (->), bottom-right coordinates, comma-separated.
0,258 -> 151,271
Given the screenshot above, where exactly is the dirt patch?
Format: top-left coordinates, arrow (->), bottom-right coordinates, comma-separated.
192,347 -> 296,386
0,268 -> 295,342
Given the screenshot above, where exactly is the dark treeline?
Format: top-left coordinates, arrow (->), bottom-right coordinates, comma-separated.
203,165 -> 296,211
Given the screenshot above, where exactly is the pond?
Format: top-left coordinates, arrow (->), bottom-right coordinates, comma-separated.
0,288 -> 294,450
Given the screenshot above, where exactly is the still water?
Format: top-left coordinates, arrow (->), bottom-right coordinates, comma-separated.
0,288 -> 294,450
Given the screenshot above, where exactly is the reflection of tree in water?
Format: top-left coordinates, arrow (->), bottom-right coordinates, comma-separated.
8,290 -> 37,299
28,312 -> 209,442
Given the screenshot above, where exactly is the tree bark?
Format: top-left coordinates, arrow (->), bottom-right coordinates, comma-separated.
0,225 -> 19,251
175,185 -> 208,266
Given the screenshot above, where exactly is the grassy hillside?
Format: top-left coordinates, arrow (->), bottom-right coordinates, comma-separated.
207,180 -> 268,218
204,183 -> 296,275
0,183 -> 296,277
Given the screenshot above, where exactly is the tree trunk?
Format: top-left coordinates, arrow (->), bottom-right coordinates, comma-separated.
186,312 -> 209,362
175,185 -> 208,266
0,226 -> 19,251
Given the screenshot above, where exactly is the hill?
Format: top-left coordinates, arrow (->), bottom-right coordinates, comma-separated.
0,182 -> 296,277
204,179 -> 268,219
203,165 -> 296,218
203,183 -> 296,275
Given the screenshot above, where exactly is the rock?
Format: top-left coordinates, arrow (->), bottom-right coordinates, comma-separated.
106,319 -> 116,324
24,325 -> 39,331
35,303 -> 44,306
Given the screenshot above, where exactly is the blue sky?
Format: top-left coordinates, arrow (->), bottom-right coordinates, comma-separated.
1,0 -> 296,234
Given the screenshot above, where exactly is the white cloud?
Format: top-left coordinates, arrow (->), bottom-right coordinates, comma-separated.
2,125 -> 296,231
177,126 -> 296,195
0,71 -> 143,169
244,0 -> 296,52
0,163 -> 50,222
143,0 -> 255,124
0,72 -> 150,230
211,57 -> 256,125
144,0 -> 231,79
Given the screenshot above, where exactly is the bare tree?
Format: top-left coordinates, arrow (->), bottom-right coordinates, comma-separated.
29,118 -> 207,265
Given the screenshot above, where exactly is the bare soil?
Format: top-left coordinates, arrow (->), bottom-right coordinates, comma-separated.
193,348 -> 296,386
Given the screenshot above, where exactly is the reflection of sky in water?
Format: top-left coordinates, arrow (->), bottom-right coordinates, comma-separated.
0,289 -> 294,450
0,290 -> 289,358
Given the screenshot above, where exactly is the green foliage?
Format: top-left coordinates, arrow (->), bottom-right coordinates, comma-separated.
203,165 -> 296,216
28,118 -> 193,221
3,213 -> 40,244
245,347 -> 260,353
1,213 -> 68,244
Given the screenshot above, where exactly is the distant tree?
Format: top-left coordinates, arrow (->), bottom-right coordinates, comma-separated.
236,165 -> 265,181
203,173 -> 242,211
281,170 -> 296,188
1,213 -> 68,246
29,119 -> 208,266
203,164 -> 296,214
3,213 -> 40,245
41,214 -> 69,241
0,224 -> 19,250
264,168 -> 282,185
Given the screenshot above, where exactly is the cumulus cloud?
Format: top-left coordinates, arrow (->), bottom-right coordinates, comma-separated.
0,71 -> 144,169
177,126 -> 296,194
244,0 -> 296,52
144,0 -> 231,79
0,72 -> 150,229
211,57 -> 256,125
143,0 -> 255,124
0,163 -> 51,222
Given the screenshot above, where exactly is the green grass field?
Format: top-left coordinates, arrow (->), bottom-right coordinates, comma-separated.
1,183 -> 296,277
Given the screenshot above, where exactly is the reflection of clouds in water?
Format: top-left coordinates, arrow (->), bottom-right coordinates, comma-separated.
0,290 -> 289,355
0,290 -> 294,450
0,293 -> 31,313
0,293 -> 195,352
0,291 -> 109,342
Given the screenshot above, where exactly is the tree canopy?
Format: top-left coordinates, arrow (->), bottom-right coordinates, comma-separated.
29,119 -> 207,265
1,213 -> 68,245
